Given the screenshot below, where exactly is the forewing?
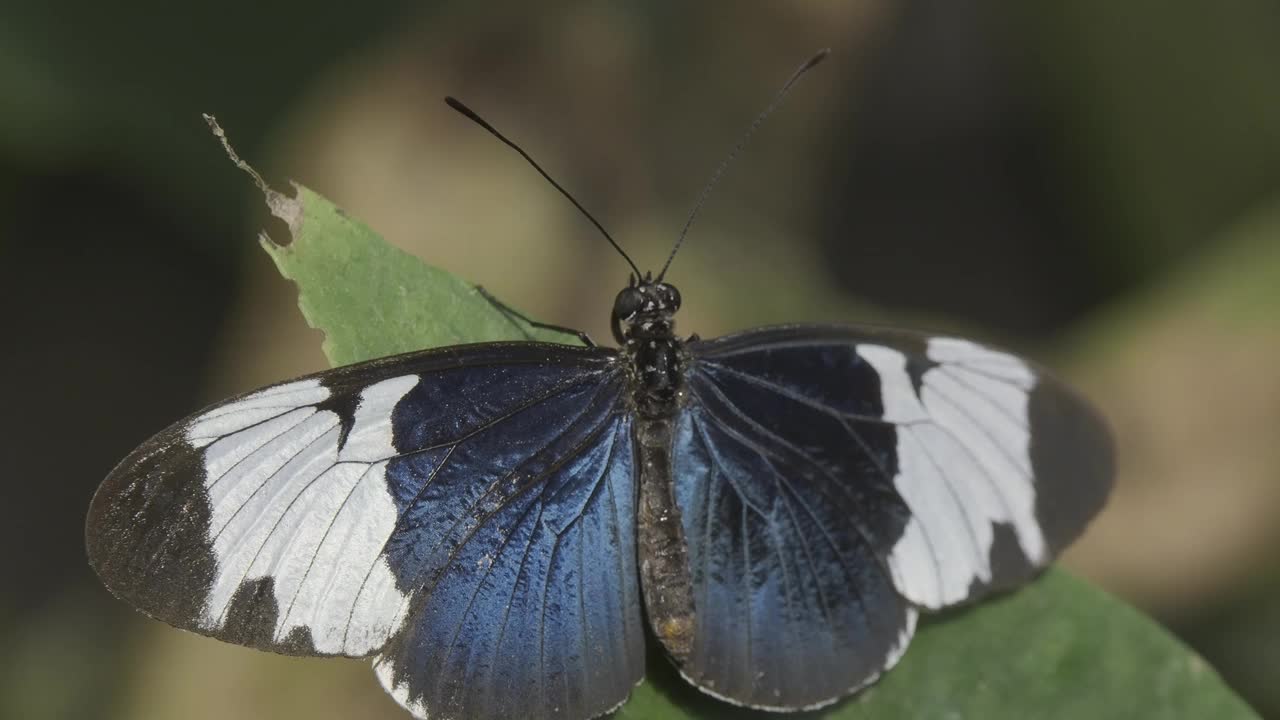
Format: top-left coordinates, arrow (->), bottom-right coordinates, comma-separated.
669,325 -> 1112,708
87,342 -> 645,719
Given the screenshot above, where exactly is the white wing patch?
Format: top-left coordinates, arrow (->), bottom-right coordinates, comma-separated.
188,379 -> 332,449
857,341 -> 1045,609
880,607 -> 919,681
184,376 -> 420,655
340,376 -> 419,462
375,658 -> 429,720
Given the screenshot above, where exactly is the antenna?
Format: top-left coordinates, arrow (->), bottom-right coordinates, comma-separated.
656,48 -> 830,282
445,97 -> 643,278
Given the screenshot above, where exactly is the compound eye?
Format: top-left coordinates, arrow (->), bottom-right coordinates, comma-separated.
613,287 -> 644,320
662,284 -> 681,311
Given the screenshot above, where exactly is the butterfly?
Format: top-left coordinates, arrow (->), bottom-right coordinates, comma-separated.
86,51 -> 1113,720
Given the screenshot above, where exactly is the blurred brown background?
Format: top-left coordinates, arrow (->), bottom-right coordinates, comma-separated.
2,2 -> 1279,718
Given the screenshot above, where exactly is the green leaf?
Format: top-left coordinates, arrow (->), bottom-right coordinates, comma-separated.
241,168 -> 1257,719
259,181 -> 580,367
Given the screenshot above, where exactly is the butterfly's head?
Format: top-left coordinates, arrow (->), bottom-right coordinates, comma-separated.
612,272 -> 681,344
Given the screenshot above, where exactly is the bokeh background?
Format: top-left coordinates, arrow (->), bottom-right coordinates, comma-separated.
3,2 -> 1279,718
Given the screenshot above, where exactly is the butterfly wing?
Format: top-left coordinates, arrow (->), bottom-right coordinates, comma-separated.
370,354 -> 644,720
666,324 -> 1113,709
87,342 -> 645,720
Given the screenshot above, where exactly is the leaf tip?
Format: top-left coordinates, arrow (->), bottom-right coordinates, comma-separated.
204,113 -> 303,243
257,231 -> 285,259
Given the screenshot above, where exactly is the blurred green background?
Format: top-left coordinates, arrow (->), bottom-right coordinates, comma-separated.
2,2 -> 1279,719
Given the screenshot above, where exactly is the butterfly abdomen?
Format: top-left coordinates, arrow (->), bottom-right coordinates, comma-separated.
634,415 -> 696,663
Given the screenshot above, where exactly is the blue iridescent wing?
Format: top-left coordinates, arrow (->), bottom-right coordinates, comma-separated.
372,350 -> 643,720
668,324 -> 1113,709
86,342 -> 644,720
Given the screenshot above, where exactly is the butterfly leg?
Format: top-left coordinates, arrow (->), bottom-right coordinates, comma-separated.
474,285 -> 596,347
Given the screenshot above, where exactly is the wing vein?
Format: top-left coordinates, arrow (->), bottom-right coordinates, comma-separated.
927,377 -> 1031,480
486,498 -> 548,712
372,385 -> 625,686
831,411 -> 950,600
938,366 -> 1030,433
209,417 -> 340,546
688,380 -> 893,635
922,382 -> 1026,519
348,377 -> 617,633
690,415 -> 845,632
602,428 -> 632,682
689,382 -> 890,567
202,409 -> 319,494
390,382 -> 615,604
277,461 -> 378,643
213,422 -> 345,627
698,361 -> 892,426
431,483 -> 547,707
538,530 -> 564,715
902,426 -> 988,580
378,372 -> 602,464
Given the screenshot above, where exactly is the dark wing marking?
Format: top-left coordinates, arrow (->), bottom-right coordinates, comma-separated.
667,324 -> 1112,708
87,342 -> 646,720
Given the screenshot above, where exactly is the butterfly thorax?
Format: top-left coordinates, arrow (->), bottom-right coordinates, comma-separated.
613,276 -> 686,420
